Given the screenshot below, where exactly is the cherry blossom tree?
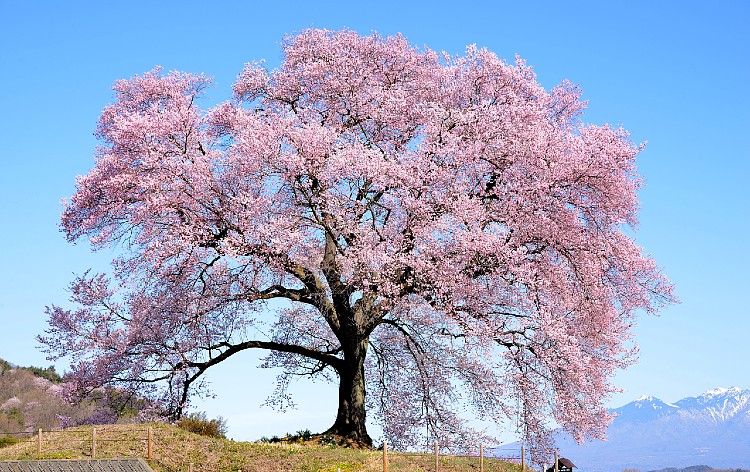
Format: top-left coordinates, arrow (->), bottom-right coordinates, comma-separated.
40,29 -> 674,456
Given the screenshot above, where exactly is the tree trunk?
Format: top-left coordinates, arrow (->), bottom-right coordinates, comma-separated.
325,338 -> 372,446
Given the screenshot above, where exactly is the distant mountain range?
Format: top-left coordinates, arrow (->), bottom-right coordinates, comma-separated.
551,387 -> 750,471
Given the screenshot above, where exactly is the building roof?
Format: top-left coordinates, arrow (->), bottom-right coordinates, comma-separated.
0,458 -> 154,472
559,457 -> 575,468
545,457 -> 577,471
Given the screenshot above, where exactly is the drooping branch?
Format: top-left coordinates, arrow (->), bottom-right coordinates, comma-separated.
190,340 -> 344,373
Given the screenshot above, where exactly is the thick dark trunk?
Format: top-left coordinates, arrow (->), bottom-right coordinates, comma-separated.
325,339 -> 372,446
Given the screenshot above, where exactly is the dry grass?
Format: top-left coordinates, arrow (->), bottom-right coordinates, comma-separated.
0,423 -> 525,472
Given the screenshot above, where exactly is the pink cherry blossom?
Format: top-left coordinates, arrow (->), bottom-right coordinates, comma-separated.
40,29 -> 675,459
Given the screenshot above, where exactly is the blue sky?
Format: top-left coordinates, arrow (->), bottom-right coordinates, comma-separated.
1,1 -> 748,444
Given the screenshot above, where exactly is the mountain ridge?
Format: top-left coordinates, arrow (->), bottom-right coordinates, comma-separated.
551,387 -> 750,472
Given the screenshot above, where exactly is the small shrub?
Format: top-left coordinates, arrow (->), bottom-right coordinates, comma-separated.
320,434 -> 337,448
0,436 -> 19,448
284,429 -> 312,442
177,411 -> 227,439
256,435 -> 283,443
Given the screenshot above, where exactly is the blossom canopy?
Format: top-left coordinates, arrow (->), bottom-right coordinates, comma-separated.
41,29 -> 675,458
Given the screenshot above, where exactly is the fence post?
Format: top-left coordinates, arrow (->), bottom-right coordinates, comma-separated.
479,444 -> 484,472
521,445 -> 525,470
92,428 -> 97,458
147,427 -> 153,460
383,441 -> 388,472
434,441 -> 439,472
554,451 -> 559,472
36,428 -> 41,456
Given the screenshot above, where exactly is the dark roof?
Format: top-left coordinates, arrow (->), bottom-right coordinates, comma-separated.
545,457 -> 577,471
0,458 -> 154,472
559,457 -> 576,468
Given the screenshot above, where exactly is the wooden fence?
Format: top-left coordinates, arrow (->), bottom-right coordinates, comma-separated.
1,427 -> 154,460
379,441 -> 528,472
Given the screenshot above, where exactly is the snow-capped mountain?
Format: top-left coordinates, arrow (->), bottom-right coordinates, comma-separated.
546,388 -> 750,471
672,387 -> 750,424
611,395 -> 680,423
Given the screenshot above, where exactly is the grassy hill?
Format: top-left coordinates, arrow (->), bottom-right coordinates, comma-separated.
0,422 -> 524,472
0,357 -> 524,471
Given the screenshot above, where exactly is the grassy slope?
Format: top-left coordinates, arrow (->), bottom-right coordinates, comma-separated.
0,423 -> 525,472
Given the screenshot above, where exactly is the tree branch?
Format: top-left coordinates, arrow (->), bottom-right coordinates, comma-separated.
189,340 -> 344,373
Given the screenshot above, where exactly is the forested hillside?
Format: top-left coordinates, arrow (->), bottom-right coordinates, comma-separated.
0,358 -> 71,434
0,358 -> 152,436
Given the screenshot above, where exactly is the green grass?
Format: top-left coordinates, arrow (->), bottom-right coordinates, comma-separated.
0,423 -> 526,472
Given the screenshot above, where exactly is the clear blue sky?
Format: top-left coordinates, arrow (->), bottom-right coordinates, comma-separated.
1,1 -> 748,444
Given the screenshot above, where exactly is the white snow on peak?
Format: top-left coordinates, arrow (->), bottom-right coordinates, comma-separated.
631,395 -> 679,409
700,387 -> 742,397
704,387 -> 729,396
